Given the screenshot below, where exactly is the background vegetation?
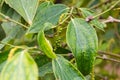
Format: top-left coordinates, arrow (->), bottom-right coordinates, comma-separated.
0,0 -> 120,80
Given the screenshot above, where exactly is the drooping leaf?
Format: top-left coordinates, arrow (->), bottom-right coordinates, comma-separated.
27,3 -> 68,33
66,18 -> 98,75
80,8 -> 106,31
5,0 -> 38,24
0,50 -> 38,80
37,29 -> 57,59
52,56 -> 85,80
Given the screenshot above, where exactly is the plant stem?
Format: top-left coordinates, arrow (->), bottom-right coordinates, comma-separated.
96,56 -> 120,63
0,41 -> 16,48
98,50 -> 120,58
114,23 -> 120,40
90,0 -> 111,9
0,41 -> 26,49
91,65 -> 95,80
57,7 -> 74,26
60,52 -> 120,63
0,12 -> 28,29
93,0 -> 120,18
103,16 -> 120,23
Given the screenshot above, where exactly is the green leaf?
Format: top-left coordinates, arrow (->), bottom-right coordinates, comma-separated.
27,3 -> 68,33
37,30 -> 57,59
34,54 -> 51,67
80,8 -> 106,31
66,18 -> 98,75
0,0 -> 4,8
0,61 -> 6,72
0,10 -> 25,49
40,73 -> 55,80
54,47 -> 71,54
0,50 -> 9,64
39,62 -> 53,77
0,50 -> 38,80
0,25 -> 5,41
0,25 -> 24,49
52,56 -> 85,80
75,0 -> 92,7
5,0 -> 38,24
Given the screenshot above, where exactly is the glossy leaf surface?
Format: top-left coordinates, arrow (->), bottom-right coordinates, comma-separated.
52,56 -> 85,80
66,18 -> 98,75
0,50 -> 38,80
5,0 -> 38,24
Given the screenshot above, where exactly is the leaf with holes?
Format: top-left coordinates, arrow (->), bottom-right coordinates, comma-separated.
66,18 -> 98,75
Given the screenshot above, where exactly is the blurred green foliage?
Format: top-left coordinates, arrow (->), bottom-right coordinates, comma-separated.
0,0 -> 120,80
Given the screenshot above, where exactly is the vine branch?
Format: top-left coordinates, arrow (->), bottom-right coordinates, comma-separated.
103,16 -> 120,23
96,56 -> 120,63
98,50 -> 120,58
0,12 -> 28,29
60,50 -> 120,63
86,0 -> 120,22
90,0 -> 111,9
93,0 -> 120,19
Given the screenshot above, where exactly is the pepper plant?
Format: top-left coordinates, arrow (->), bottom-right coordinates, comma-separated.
0,0 -> 120,80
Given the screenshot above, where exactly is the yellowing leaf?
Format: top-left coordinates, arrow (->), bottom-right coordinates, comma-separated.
0,50 -> 38,80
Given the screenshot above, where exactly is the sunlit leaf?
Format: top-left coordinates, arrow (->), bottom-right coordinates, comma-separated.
5,0 -> 39,24
0,50 -> 38,80
52,56 -> 85,80
66,18 -> 98,75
